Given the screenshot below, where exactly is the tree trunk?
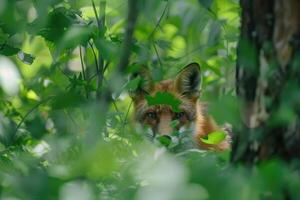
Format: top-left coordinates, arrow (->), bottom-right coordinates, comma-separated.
232,0 -> 300,164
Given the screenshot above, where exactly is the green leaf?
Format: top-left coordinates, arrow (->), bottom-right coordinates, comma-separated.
56,25 -> 95,55
31,7 -> 75,42
126,64 -> 143,74
156,40 -> 171,49
125,76 -> 141,91
156,135 -> 172,147
94,38 -> 119,61
146,92 -> 181,112
200,131 -> 226,145
0,28 -> 9,43
25,115 -> 47,139
0,44 -> 20,56
51,91 -> 86,110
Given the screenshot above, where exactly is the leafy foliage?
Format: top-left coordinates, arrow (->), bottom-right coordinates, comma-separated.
0,0 -> 299,199
146,92 -> 181,112
200,131 -> 226,145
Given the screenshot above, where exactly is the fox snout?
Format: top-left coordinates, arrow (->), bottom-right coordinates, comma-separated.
156,113 -> 173,135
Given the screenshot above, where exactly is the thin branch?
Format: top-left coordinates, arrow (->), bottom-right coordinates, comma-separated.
102,76 -> 132,132
91,0 -> 106,99
102,77 -> 122,123
88,41 -> 99,75
103,61 -> 110,73
64,109 -> 79,128
153,43 -> 163,68
96,0 -> 106,99
91,0 -> 101,27
89,40 -> 102,98
112,101 -> 121,114
92,0 -> 139,138
88,73 -> 98,82
124,100 -> 133,124
148,2 -> 169,39
116,0 -> 139,73
178,45 -> 204,59
121,100 -> 133,134
79,46 -> 86,80
57,65 -> 71,79
99,1 -> 106,28
14,96 -> 55,135
79,46 -> 89,99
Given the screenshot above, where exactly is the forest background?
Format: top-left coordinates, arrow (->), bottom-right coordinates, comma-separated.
0,0 -> 299,199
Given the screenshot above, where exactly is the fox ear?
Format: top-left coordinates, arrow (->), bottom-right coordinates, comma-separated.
129,66 -> 154,99
175,62 -> 201,98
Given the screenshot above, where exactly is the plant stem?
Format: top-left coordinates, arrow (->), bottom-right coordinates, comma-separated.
96,0 -> 106,100
148,2 -> 169,39
79,46 -> 89,99
14,96 -> 55,135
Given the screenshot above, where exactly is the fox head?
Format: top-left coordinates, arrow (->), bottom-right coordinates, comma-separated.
130,63 -> 202,137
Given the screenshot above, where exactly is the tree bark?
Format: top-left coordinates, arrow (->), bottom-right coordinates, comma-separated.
232,0 -> 300,164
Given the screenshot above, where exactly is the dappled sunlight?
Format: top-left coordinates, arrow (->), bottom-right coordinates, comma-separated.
1,0 -> 300,199
0,56 -> 21,96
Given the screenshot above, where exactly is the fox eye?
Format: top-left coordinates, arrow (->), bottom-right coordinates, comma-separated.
174,112 -> 185,119
146,112 -> 157,120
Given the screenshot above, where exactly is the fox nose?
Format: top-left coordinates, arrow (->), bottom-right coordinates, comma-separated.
157,114 -> 173,135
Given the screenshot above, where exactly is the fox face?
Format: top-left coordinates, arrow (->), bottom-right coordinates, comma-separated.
130,62 -> 231,151
130,63 -> 202,136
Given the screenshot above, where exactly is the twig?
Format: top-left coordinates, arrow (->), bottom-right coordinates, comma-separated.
121,100 -> 133,134
92,0 -> 139,138
112,101 -> 121,114
153,43 -> 163,69
79,46 -> 89,99
103,61 -> 110,73
91,0 -> 101,27
57,64 -> 71,79
148,2 -> 169,39
178,45 -> 204,59
99,1 -> 106,28
64,109 -> 79,128
88,73 -> 98,82
102,77 -> 123,123
96,0 -> 106,99
79,46 -> 86,80
91,0 -> 106,99
14,96 -> 55,135
88,41 -> 99,75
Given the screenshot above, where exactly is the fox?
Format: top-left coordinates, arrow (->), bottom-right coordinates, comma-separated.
130,62 -> 231,151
